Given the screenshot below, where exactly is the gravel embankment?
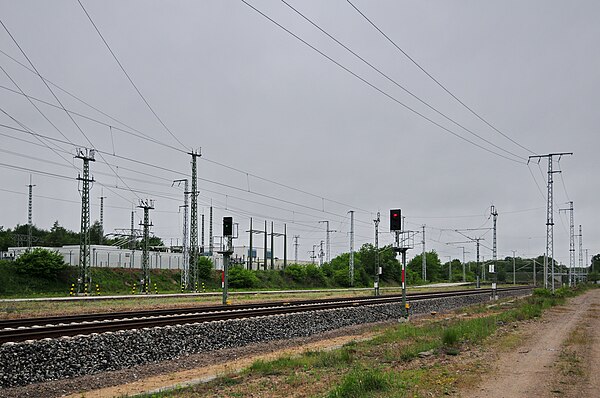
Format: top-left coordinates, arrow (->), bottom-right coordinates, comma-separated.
0,289 -> 530,388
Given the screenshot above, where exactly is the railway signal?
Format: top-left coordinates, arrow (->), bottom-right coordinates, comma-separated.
390,209 -> 402,231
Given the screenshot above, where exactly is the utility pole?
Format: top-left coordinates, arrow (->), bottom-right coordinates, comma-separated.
374,212 -> 380,296
270,221 -> 275,270
490,205 -> 498,296
209,205 -> 213,255
319,240 -> 324,266
173,179 -> 189,290
283,224 -> 287,269
458,246 -> 467,282
189,150 -> 200,291
27,175 -> 35,251
293,235 -> 300,264
450,229 -> 487,288
138,199 -> 154,293
263,220 -> 267,270
529,153 -> 572,292
310,245 -> 317,264
559,202 -> 575,286
512,250 -> 516,285
586,249 -> 590,273
130,209 -> 135,268
248,217 -> 253,270
348,211 -> 354,286
421,225 -> 426,282
201,212 -> 205,254
76,148 -> 95,294
578,225 -> 583,282
533,258 -> 537,286
447,256 -> 453,282
318,220 -> 337,263
99,190 -> 106,245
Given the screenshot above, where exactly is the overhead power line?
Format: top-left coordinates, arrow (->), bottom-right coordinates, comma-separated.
240,0 -> 525,164
76,0 -> 188,151
0,18 -> 141,201
345,0 -> 535,155
0,48 -> 372,218
280,0 -> 526,163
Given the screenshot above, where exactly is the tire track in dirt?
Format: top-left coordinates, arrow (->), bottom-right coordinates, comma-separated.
464,289 -> 600,398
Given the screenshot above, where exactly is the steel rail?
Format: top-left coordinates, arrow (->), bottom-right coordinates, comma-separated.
0,286 -> 531,344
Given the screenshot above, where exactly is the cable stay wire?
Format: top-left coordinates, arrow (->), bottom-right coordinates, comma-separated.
0,18 -> 142,201
0,106 -> 77,172
280,0 -> 526,163
0,65 -> 77,163
0,84 -> 186,153
0,49 -> 185,155
0,122 -> 375,227
0,121 -> 377,227
76,0 -> 188,151
240,0 -> 525,165
345,0 -> 535,156
0,49 -> 373,218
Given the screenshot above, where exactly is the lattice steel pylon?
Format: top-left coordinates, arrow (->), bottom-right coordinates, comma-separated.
529,153 -> 572,291
27,175 -> 35,251
76,148 -> 95,294
174,179 -> 190,289
189,150 -> 200,291
138,199 -> 154,293
559,201 -> 575,286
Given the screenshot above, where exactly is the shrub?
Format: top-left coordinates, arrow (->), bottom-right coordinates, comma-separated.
284,264 -> 306,283
197,256 -> 214,280
13,248 -> 68,278
228,266 -> 259,288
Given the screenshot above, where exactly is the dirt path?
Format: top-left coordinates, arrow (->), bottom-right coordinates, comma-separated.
464,289 -> 600,398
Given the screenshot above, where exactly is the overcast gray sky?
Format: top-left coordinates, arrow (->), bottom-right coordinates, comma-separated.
0,0 -> 598,265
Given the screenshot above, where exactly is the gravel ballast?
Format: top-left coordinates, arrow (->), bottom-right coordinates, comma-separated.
0,289 -> 530,388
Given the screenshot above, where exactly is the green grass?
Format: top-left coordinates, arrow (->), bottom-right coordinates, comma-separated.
130,285 -> 598,397
327,368 -> 391,398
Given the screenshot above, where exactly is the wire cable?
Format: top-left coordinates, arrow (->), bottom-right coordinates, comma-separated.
345,0 -> 535,155
76,0 -> 188,151
280,0 -> 526,163
239,0 -> 525,165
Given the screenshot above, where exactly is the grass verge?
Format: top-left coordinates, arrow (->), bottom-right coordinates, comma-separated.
132,284 -> 594,398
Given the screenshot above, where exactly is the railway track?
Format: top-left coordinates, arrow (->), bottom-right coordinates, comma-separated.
0,286 -> 530,344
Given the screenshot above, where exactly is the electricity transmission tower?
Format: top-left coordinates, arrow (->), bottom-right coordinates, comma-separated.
27,175 -> 35,251
188,150 -> 200,291
528,153 -> 572,291
99,190 -> 106,245
490,205 -> 498,295
76,148 -> 95,294
173,179 -> 190,289
559,201 -> 575,286
138,199 -> 154,293
318,220 -> 337,263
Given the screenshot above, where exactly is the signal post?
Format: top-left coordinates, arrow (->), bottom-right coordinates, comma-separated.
219,216 -> 234,305
390,209 -> 414,319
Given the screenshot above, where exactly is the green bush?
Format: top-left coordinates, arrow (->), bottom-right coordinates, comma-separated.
305,264 -> 327,286
197,256 -> 214,280
228,266 -> 259,288
284,264 -> 306,283
13,248 -> 68,278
